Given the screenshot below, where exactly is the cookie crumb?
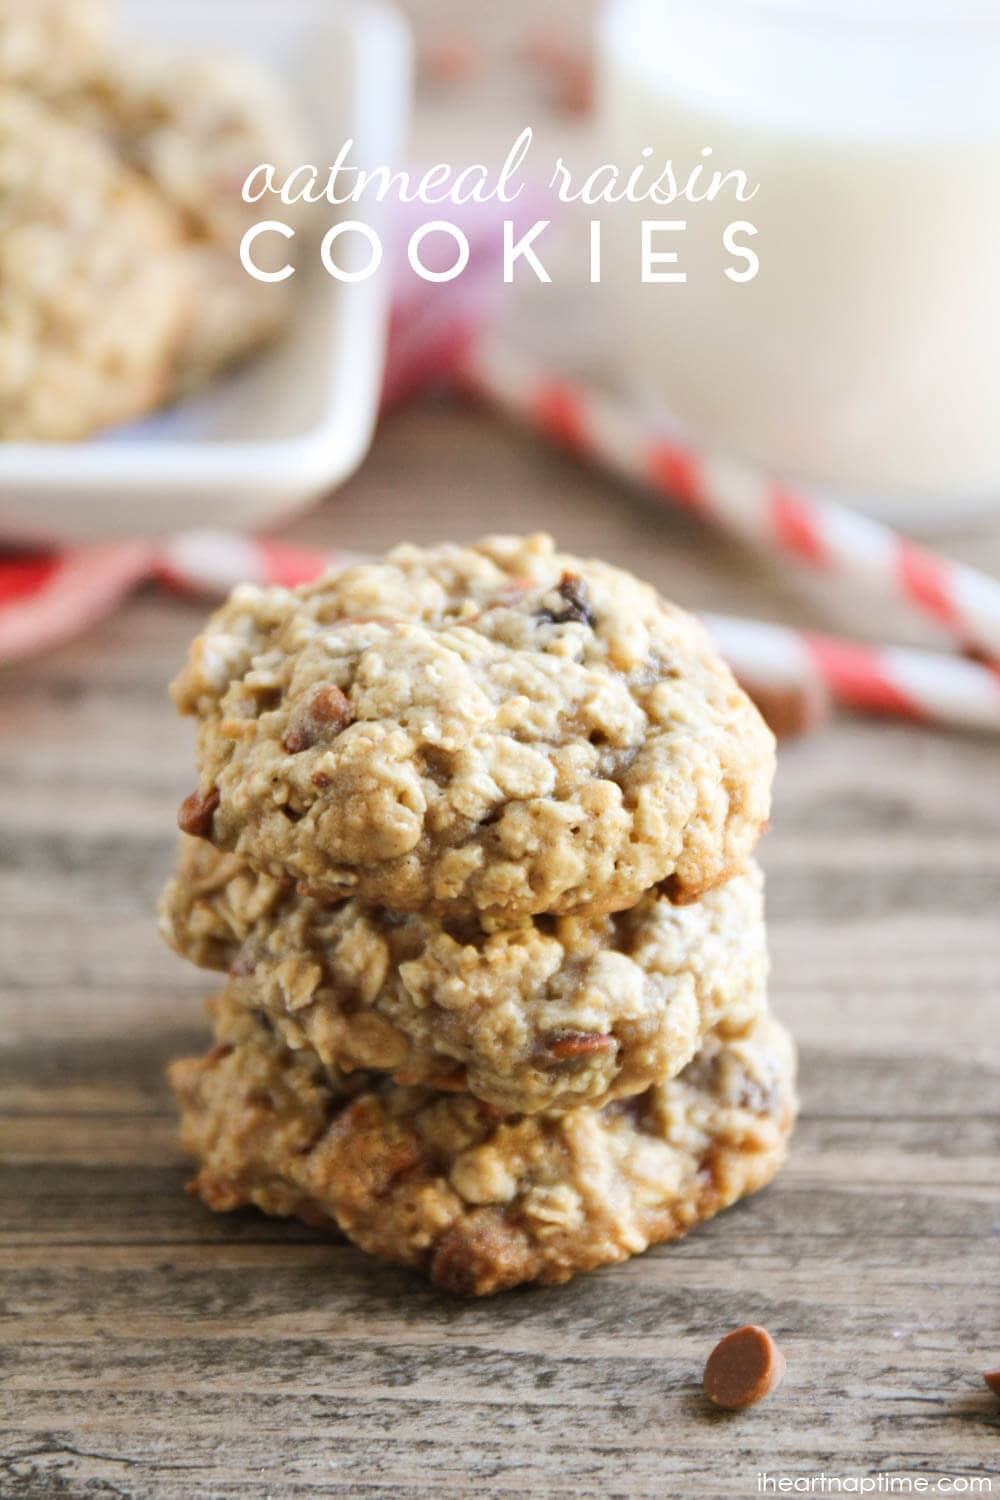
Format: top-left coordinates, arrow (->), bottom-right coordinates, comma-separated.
703,1324 -> 786,1411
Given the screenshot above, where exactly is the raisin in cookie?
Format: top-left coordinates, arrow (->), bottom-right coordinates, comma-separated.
171,535 -> 775,918
170,994 -> 796,1295
160,835 -> 768,1113
0,88 -> 188,440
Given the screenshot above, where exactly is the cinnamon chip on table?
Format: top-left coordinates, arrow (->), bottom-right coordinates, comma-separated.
703,1325 -> 786,1411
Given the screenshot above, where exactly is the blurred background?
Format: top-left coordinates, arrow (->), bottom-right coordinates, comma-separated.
2,0 -> 998,1146
1,3 -> 998,1490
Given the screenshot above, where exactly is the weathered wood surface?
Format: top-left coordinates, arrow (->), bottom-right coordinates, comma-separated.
2,4 -> 999,1490
2,398 -> 998,1497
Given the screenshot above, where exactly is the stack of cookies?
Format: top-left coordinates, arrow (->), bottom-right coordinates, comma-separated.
163,535 -> 796,1295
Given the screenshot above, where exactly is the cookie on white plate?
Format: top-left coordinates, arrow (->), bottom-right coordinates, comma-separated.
0,0 -> 110,97
71,46 -> 305,391
0,88 -> 189,440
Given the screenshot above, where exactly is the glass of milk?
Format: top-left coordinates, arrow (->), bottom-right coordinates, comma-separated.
598,0 -> 1000,524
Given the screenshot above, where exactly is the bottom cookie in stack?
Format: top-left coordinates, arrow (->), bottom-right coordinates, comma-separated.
169,990 -> 796,1296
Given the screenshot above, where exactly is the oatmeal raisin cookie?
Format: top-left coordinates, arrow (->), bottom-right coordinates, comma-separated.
161,835 -> 768,1113
0,88 -> 188,440
0,0 -> 109,97
171,535 -> 775,918
69,46 -> 303,390
170,993 -> 796,1295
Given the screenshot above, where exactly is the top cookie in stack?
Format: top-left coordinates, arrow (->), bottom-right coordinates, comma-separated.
171,533 -> 774,919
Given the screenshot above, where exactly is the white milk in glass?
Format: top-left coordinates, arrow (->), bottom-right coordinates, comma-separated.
598,0 -> 1000,521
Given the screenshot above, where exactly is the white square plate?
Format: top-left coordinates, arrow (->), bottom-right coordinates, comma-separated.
0,0 -> 412,543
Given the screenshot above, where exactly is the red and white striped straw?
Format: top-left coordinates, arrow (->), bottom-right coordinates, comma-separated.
458,340 -> 1000,666
701,613 -> 1000,735
4,528 -> 996,731
163,531 -> 1000,736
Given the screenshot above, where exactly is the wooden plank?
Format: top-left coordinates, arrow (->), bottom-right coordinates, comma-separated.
1,17 -> 998,1486
2,523 -> 998,1500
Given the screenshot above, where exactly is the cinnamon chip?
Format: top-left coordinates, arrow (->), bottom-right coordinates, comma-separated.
962,643 -> 1000,670
548,1029 -> 616,1059
394,1065 -> 467,1092
204,1041 -> 233,1066
738,674 -> 832,741
177,786 -> 219,839
552,58 -> 593,116
983,1368 -> 1000,1396
703,1325 -> 786,1411
521,35 -> 594,115
283,684 -> 353,753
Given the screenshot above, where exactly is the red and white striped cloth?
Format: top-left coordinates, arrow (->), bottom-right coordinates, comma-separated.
4,527 -> 997,734
0,533 -> 357,661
